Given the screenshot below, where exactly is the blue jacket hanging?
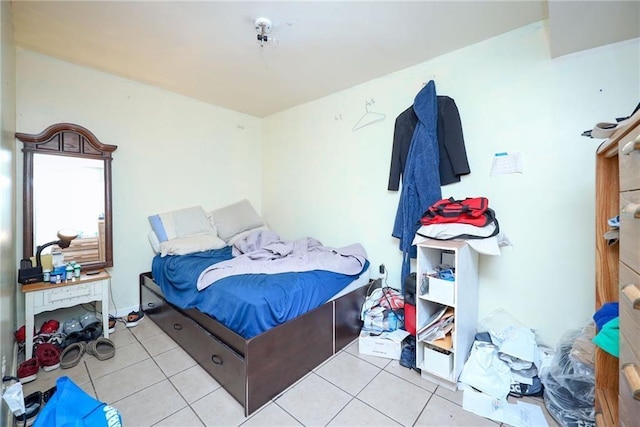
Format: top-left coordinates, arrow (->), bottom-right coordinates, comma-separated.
392,80 -> 442,287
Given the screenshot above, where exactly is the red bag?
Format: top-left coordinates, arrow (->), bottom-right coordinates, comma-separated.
420,197 -> 493,227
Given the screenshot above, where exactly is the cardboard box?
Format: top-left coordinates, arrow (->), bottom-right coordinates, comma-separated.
423,345 -> 453,379
425,277 -> 455,306
358,330 -> 409,360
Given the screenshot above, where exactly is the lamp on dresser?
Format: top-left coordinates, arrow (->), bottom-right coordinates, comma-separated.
18,229 -> 77,284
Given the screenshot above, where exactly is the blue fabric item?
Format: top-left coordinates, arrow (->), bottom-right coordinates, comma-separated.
593,302 -> 619,331
148,214 -> 168,242
392,80 -> 442,287
152,247 -> 370,339
34,376 -> 122,427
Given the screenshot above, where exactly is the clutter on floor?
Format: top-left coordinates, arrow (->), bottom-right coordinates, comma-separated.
13,310 -> 119,383
8,308 -> 136,426
359,278 -> 410,360
2,377 -> 57,427
541,323 -> 596,427
457,309 -> 554,427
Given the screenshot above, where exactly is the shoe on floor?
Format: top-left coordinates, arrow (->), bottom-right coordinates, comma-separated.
14,325 -> 33,345
62,318 -> 82,335
82,321 -> 103,342
108,315 -> 117,333
86,337 -> 116,361
79,312 -> 99,328
17,358 -> 40,384
60,342 -> 86,369
126,311 -> 144,328
36,343 -> 61,371
61,331 -> 84,349
42,385 -> 57,404
14,391 -> 42,427
38,319 -> 60,335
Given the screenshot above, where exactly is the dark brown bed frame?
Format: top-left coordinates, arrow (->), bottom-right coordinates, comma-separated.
139,272 -> 369,417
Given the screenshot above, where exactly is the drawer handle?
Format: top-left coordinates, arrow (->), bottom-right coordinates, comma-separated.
622,284 -> 640,309
622,203 -> 640,219
211,355 -> 223,365
621,137 -> 640,155
173,323 -> 182,330
147,302 -> 155,308
621,363 -> 640,400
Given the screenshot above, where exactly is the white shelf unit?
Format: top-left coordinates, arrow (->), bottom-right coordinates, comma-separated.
415,239 -> 478,390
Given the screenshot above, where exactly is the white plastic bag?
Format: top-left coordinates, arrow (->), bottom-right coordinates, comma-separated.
2,381 -> 25,416
459,341 -> 512,399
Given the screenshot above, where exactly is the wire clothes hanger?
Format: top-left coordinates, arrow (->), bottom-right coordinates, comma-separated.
352,99 -> 386,132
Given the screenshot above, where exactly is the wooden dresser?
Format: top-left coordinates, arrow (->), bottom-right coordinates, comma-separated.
595,110 -> 640,427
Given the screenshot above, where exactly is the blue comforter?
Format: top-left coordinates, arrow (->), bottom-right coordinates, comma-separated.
151,246 -> 369,339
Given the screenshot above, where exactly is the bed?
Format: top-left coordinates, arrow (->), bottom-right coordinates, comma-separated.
139,204 -> 370,416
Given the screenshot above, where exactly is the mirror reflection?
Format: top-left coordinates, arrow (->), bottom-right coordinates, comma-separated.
33,154 -> 106,264
17,122 -> 117,272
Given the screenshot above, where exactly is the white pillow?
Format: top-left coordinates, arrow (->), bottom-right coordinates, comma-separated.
160,206 -> 216,240
148,230 -> 161,254
209,199 -> 265,242
159,234 -> 226,257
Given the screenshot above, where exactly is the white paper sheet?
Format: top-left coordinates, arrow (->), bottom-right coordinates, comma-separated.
462,387 -> 549,427
490,152 -> 523,176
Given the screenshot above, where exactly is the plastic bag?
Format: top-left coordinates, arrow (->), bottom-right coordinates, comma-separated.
2,381 -> 25,416
459,341 -> 512,400
34,376 -> 122,427
361,286 -> 404,333
540,329 -> 595,427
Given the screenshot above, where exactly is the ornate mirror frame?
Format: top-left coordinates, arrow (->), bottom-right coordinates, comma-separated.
16,123 -> 118,271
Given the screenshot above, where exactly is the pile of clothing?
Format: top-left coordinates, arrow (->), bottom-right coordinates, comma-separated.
360,282 -> 405,334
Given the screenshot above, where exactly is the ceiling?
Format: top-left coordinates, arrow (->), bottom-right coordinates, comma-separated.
11,1 -> 640,118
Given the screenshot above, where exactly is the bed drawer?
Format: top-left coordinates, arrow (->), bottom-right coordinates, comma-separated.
167,310 -> 246,405
140,280 -> 174,331
140,283 -> 247,406
621,190 -> 640,274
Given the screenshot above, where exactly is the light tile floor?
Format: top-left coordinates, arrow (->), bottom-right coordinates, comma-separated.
20,319 -> 560,426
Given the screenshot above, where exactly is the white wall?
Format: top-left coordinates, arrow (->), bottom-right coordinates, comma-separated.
16,50 -> 262,315
262,22 -> 640,347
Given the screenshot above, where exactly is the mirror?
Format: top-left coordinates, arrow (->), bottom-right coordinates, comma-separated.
17,123 -> 117,271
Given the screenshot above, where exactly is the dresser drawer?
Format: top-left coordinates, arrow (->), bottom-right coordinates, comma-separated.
621,190 -> 640,274
620,263 -> 640,361
619,334 -> 640,427
619,125 -> 640,192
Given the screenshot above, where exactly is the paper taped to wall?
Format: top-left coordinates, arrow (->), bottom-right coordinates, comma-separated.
490,152 -> 523,176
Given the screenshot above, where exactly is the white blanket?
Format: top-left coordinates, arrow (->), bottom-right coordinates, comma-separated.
197,230 -> 368,291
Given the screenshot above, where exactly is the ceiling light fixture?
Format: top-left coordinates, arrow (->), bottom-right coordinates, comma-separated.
255,17 -> 272,47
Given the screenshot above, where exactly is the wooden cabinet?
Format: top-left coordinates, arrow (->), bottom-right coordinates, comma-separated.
21,270 -> 111,359
414,239 -> 478,390
595,110 -> 640,426
617,123 -> 640,427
